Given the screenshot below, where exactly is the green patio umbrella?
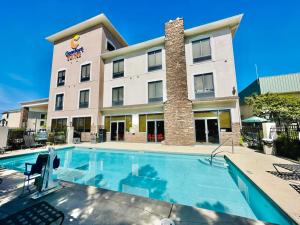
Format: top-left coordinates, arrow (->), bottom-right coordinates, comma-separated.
242,116 -> 269,123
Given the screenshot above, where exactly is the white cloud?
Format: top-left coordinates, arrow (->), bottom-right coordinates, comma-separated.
8,73 -> 33,86
0,84 -> 39,113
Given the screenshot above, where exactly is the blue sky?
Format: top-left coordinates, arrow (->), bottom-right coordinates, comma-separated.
1,0 -> 300,113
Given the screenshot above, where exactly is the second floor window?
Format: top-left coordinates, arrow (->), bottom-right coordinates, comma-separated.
81,63 -> 90,82
112,87 -> 123,106
79,90 -> 89,108
194,73 -> 214,99
113,59 -> 124,78
55,94 -> 64,111
148,81 -> 163,103
148,49 -> 162,71
57,70 -> 65,86
192,38 -> 211,63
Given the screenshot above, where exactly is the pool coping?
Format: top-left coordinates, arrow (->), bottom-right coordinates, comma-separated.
0,144 -> 299,224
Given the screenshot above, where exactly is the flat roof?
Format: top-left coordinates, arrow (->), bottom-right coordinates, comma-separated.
20,98 -> 49,107
101,14 -> 243,60
2,109 -> 21,114
46,13 -> 128,46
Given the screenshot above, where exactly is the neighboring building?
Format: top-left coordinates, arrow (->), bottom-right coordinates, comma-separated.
20,98 -> 49,132
1,109 -> 22,128
239,73 -> 300,119
46,13 -> 242,145
1,98 -> 48,132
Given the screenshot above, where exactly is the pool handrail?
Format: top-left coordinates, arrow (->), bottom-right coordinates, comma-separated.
210,138 -> 233,165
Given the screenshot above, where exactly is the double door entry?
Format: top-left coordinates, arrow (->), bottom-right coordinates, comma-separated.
147,120 -> 164,142
195,118 -> 219,144
111,121 -> 125,141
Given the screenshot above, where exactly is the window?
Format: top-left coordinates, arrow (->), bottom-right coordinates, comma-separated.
41,114 -> 46,119
40,121 -> 45,126
72,117 -> 91,132
55,94 -> 64,111
148,49 -> 162,71
148,81 -> 163,103
81,64 -> 90,82
107,41 -> 115,51
192,38 -> 211,63
51,118 -> 67,132
79,90 -> 89,108
113,59 -> 124,78
219,110 -> 232,132
112,87 -> 123,106
194,73 -> 214,99
57,70 -> 65,86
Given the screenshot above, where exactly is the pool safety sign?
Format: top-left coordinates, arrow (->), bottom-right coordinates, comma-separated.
65,34 -> 84,61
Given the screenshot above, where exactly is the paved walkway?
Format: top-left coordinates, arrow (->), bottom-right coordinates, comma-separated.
0,169 -> 274,225
0,143 -> 299,224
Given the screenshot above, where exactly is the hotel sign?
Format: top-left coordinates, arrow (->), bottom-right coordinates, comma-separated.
65,34 -> 84,61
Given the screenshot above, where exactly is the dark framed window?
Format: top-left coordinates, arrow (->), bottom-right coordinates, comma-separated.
112,87 -> 123,106
55,94 -> 64,111
40,121 -> 45,126
41,114 -> 46,119
148,49 -> 162,71
57,70 -> 65,86
81,64 -> 90,82
148,81 -> 163,103
194,73 -> 214,99
113,59 -> 124,78
72,117 -> 91,132
192,38 -> 211,63
79,90 -> 89,108
51,118 -> 67,132
107,41 -> 115,51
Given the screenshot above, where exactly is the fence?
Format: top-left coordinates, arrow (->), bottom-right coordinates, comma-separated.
241,125 -> 263,149
270,124 -> 300,141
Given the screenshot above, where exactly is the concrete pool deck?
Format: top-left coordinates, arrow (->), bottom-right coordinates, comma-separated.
0,143 -> 299,224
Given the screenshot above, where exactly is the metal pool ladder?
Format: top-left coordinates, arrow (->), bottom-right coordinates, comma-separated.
209,138 -> 234,165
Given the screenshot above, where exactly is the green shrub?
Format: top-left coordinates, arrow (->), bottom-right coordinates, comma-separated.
274,136 -> 300,161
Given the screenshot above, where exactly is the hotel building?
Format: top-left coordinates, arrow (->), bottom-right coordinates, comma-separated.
46,13 -> 242,145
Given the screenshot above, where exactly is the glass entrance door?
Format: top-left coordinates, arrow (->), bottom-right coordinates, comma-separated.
207,119 -> 219,144
147,120 -> 164,142
110,121 -> 125,141
195,119 -> 219,144
195,119 -> 206,143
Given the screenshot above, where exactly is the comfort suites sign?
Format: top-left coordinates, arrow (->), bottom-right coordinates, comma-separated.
65,34 -> 84,61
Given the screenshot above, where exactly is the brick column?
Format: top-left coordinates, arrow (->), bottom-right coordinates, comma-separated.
163,18 -> 195,145
20,107 -> 29,129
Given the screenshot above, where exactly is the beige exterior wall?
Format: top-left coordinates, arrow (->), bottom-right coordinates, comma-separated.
103,47 -> 167,107
1,111 -> 21,128
47,25 -> 124,132
103,27 -> 241,125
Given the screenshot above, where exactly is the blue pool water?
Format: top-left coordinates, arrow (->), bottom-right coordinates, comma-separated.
0,147 -> 294,225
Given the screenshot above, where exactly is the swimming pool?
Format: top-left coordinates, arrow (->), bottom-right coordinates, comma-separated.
0,147 -> 295,225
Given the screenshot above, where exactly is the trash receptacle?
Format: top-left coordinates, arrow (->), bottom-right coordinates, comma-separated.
98,129 -> 106,142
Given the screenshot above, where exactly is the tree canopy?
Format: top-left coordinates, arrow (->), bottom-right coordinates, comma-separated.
245,93 -> 300,125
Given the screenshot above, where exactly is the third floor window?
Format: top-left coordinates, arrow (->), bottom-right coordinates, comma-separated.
81,63 -> 90,82
148,49 -> 162,71
192,38 -> 211,63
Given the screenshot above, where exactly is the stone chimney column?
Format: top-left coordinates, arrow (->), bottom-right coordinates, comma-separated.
163,18 -> 195,145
